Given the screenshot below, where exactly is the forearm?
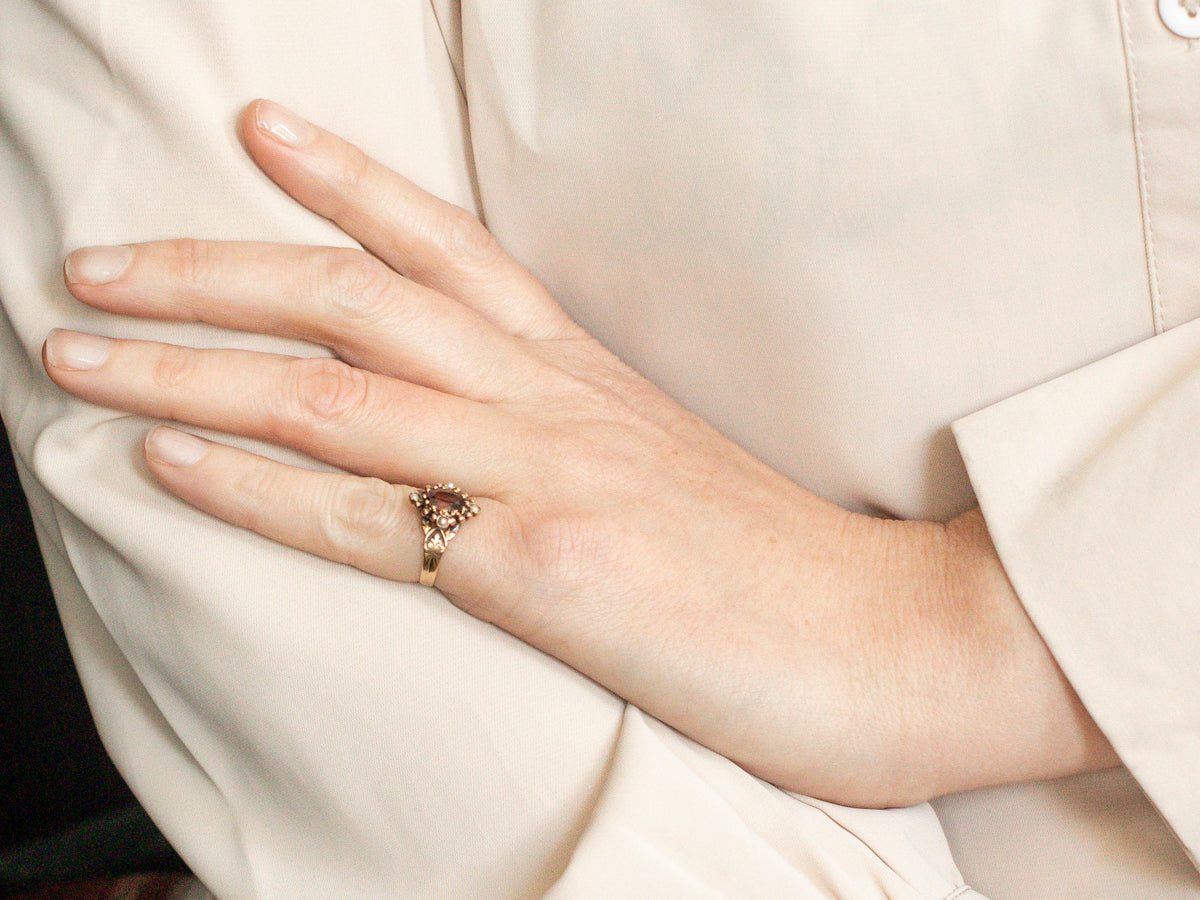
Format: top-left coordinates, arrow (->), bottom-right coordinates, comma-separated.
626,497 -> 1117,808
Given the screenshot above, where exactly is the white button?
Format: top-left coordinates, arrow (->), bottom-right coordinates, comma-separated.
1160,0 -> 1200,38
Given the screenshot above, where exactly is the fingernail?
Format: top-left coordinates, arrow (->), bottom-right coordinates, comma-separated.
44,329 -> 113,371
65,245 -> 134,285
254,100 -> 315,148
145,426 -> 209,467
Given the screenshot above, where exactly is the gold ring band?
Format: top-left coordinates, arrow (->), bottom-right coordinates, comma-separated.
408,484 -> 480,588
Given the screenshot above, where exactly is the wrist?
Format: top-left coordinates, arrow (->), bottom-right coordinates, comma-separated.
821,508 -> 1117,806
934,509 -> 1119,796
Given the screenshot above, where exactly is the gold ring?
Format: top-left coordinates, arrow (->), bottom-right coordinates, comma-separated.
408,484 -> 480,587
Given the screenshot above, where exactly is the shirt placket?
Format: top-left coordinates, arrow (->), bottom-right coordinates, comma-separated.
1119,0 -> 1200,331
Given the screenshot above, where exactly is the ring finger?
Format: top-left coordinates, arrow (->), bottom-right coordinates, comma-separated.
143,426 -> 519,605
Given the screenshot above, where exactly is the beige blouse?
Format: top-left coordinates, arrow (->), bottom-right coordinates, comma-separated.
1,0 -> 1197,896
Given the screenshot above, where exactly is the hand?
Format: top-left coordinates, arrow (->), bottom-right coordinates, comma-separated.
44,100 -> 1116,807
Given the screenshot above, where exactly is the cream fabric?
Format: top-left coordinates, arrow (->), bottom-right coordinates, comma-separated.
0,1 -> 1196,897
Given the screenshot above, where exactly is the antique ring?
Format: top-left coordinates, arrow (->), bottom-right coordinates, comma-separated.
408,484 -> 480,587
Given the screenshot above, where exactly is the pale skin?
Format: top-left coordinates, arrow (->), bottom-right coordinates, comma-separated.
43,99 -> 1117,809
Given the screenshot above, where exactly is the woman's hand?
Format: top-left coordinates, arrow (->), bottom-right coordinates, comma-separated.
43,100 -> 1116,806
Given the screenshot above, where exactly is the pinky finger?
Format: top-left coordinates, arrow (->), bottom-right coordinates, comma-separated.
142,426 -> 514,603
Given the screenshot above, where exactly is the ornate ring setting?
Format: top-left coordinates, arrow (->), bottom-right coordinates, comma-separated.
408,483 -> 480,587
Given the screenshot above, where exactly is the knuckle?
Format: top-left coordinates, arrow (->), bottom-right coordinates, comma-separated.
559,437 -> 625,486
433,205 -> 505,269
319,251 -> 395,320
288,356 -> 371,426
167,238 -> 217,293
151,344 -> 197,391
333,144 -> 373,196
520,511 -> 611,596
320,477 -> 398,566
321,147 -> 376,229
228,461 -> 278,532
528,515 -> 589,570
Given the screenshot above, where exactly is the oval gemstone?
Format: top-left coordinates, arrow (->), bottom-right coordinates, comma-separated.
432,489 -> 460,511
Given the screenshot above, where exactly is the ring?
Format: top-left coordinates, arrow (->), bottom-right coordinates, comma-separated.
408,483 -> 480,587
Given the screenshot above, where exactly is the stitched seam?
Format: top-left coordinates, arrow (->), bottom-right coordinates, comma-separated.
1118,0 -> 1165,334
941,886 -> 975,900
422,0 -> 485,221
425,0 -> 467,100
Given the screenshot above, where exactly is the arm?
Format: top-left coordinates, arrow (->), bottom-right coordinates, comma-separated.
1,4 -> 634,897
955,321 -> 1200,866
44,102 -> 1118,810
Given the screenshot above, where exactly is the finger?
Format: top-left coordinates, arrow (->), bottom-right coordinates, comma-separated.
242,99 -> 575,341
43,330 -> 522,491
142,426 -> 518,605
64,240 -> 538,401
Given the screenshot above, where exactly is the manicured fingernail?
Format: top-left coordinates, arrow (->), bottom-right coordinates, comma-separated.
65,245 -> 134,285
145,427 -> 209,467
44,329 -> 113,371
254,100 -> 315,147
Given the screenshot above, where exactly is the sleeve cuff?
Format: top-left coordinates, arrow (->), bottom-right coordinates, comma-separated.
952,316 -> 1200,868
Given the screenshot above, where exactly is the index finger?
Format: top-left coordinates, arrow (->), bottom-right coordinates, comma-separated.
242,99 -> 575,342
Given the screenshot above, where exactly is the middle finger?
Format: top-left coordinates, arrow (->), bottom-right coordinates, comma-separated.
43,330 -> 523,491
